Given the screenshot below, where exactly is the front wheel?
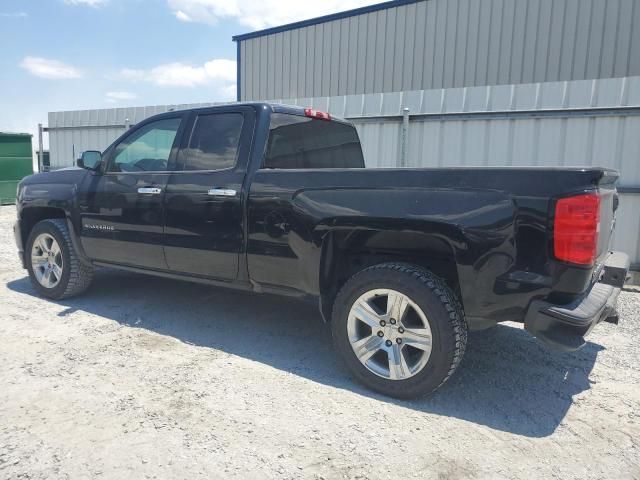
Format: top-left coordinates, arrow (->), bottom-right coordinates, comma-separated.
26,219 -> 94,300
331,263 -> 467,398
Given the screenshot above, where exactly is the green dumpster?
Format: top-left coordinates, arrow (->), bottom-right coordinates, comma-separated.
0,133 -> 33,205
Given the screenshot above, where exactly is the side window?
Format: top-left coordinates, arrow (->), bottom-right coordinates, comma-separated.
263,113 -> 364,169
184,113 -> 243,171
109,117 -> 181,172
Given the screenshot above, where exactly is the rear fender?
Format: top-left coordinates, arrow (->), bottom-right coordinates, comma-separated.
318,225 -> 463,322
295,187 -> 517,325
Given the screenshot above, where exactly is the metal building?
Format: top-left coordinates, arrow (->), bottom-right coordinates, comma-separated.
234,0 -> 640,100
0,132 -> 33,205
46,0 -> 640,269
231,0 -> 640,270
266,76 -> 640,269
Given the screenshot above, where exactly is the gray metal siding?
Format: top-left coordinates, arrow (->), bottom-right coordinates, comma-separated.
47,76 -> 640,265
274,75 -> 640,265
239,0 -> 640,101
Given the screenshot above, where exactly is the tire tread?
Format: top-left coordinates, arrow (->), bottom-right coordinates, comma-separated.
332,262 -> 468,397
31,219 -> 94,299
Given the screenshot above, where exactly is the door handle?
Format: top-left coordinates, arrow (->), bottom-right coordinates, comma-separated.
138,187 -> 162,194
207,188 -> 237,197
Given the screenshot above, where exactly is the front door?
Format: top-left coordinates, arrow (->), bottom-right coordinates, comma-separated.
78,115 -> 185,270
163,107 -> 254,280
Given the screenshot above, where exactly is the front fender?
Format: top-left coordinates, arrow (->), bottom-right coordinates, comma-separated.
18,177 -> 91,266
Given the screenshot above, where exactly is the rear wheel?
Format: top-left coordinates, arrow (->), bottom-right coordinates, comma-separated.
26,219 -> 94,300
331,263 -> 467,398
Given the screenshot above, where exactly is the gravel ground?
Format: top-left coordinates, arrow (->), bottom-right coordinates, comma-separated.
0,205 -> 639,480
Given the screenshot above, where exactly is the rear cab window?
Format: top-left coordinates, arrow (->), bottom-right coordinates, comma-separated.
263,113 -> 364,169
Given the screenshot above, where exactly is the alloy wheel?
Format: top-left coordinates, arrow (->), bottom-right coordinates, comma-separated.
31,233 -> 63,289
347,289 -> 433,380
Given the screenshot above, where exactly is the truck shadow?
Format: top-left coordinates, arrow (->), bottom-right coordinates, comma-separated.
8,270 -> 602,438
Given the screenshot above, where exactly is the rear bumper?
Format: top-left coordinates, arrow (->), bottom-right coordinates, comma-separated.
524,251 -> 629,351
13,219 -> 25,269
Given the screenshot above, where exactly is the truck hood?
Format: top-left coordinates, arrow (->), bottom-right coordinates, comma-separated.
20,167 -> 89,186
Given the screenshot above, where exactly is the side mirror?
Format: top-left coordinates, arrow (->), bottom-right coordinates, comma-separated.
78,150 -> 102,171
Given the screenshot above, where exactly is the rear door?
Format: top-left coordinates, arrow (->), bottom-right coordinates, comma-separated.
247,113 -> 365,292
163,106 -> 255,280
79,114 -> 185,269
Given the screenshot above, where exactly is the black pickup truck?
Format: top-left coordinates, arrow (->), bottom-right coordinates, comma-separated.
14,103 -> 629,398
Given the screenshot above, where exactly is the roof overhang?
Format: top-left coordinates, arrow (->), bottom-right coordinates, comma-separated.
232,0 -> 423,42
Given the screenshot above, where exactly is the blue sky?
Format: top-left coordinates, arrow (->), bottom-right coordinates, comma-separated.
0,0 -> 378,146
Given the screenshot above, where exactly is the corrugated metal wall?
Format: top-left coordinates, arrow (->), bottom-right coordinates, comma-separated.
47,77 -> 640,266
239,0 -> 640,100
47,103 -> 214,169
272,75 -> 640,266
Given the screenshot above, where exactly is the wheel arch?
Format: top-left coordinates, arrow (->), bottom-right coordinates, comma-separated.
20,207 -> 91,267
20,207 -> 67,251
318,227 -> 463,322
24,217 -> 95,299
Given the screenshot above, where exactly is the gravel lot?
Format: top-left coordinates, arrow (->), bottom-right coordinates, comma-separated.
1,205 -> 639,480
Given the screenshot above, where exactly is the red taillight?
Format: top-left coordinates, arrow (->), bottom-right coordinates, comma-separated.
553,193 -> 601,266
304,108 -> 331,121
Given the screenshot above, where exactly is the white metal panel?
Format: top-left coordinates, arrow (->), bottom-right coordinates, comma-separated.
47,77 -> 640,264
612,193 -> 640,266
276,76 -> 640,264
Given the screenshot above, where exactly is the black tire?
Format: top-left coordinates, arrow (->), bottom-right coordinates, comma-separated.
331,263 -> 467,398
26,219 -> 94,300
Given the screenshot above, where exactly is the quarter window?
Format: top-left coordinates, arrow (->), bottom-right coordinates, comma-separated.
184,113 -> 244,171
109,117 -> 181,172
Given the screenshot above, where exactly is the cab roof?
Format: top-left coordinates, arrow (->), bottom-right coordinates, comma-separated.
147,102 -> 350,125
